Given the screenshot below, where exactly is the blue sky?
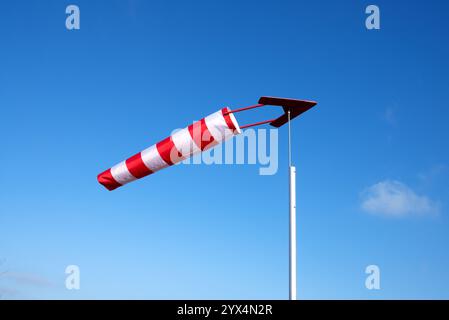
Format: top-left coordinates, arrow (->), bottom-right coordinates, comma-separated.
1,0 -> 449,299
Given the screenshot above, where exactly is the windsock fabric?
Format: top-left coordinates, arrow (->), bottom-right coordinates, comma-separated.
97,107 -> 241,191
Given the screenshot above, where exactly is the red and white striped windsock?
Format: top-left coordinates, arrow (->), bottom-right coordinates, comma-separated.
97,107 -> 241,191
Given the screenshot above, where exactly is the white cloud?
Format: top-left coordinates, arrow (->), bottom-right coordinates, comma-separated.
361,180 -> 439,217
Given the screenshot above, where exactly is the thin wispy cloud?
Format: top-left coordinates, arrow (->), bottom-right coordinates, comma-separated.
384,107 -> 396,126
361,180 -> 440,217
0,286 -> 20,299
2,272 -> 55,288
0,271 -> 56,299
418,164 -> 447,185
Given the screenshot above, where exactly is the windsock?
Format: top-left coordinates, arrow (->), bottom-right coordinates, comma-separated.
97,97 -> 317,191
97,107 -> 241,191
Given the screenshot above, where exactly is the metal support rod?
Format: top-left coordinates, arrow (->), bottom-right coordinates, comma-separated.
223,103 -> 264,115
239,118 -> 277,129
288,110 -> 292,167
288,110 -> 297,300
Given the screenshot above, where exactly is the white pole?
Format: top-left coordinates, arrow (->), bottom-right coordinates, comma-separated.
289,166 -> 297,300
287,110 -> 297,300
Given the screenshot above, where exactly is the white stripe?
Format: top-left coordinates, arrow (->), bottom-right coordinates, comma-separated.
171,127 -> 201,158
204,110 -> 235,143
141,144 -> 169,172
227,110 -> 241,134
110,161 -> 137,185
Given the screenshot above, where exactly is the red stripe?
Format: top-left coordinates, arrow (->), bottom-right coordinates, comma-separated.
188,118 -> 217,151
97,169 -> 122,191
156,136 -> 182,166
222,107 -> 237,132
125,152 -> 153,179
